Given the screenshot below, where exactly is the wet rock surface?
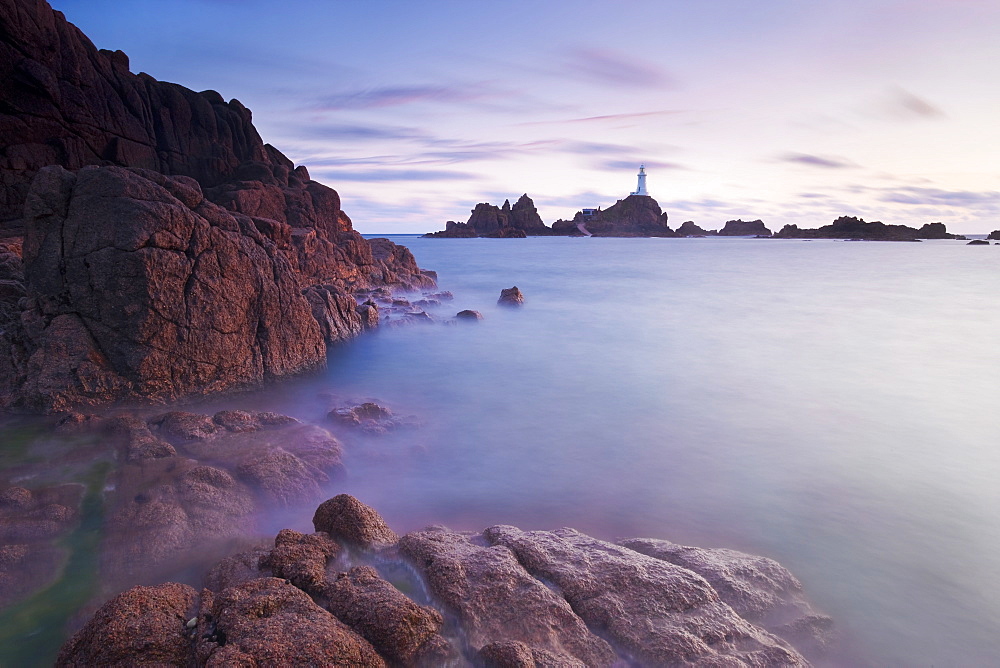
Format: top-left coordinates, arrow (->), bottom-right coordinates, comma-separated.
58,494 -> 831,666
399,527 -> 618,666
485,525 -> 809,667
622,538 -> 835,656
313,493 -> 399,548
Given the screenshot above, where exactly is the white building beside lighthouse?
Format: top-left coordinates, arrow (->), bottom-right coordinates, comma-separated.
630,164 -> 648,196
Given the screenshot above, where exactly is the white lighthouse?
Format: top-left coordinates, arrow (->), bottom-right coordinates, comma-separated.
630,164 -> 648,196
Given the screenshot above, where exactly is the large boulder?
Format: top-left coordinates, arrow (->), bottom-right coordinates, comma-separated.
194,577 -> 386,666
399,527 -> 618,666
312,494 -> 398,548
55,582 -> 198,667
485,526 -> 808,667
622,538 -> 835,656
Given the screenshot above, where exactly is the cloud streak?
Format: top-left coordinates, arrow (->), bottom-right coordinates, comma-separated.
779,153 -> 857,169
564,47 -> 675,89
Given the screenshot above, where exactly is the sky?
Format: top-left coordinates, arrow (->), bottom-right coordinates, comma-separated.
51,0 -> 1000,234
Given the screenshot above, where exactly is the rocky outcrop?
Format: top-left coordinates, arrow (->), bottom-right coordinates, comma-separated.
0,0 -> 434,411
677,220 -> 716,236
61,495 -> 831,666
566,195 -> 675,237
773,216 -> 962,241
498,286 -> 525,306
423,220 -> 477,238
719,219 -> 772,236
425,194 -> 551,237
988,230 -> 1000,240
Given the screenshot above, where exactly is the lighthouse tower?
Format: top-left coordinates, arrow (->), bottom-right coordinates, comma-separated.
630,164 -> 648,196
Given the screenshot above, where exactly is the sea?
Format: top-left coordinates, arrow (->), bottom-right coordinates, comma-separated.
3,234 -> 999,666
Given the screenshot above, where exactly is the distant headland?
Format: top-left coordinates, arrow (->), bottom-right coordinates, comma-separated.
425,165 -> 977,241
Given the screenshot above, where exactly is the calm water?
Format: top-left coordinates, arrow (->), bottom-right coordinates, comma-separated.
4,235 -> 1000,666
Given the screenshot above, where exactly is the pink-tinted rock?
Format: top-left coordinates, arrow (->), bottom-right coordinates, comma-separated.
55,583 -> 198,667
622,537 -> 835,656
498,286 -> 525,306
399,527 -> 617,666
194,577 -> 386,667
486,526 -> 808,667
312,494 -> 399,548
259,529 -> 339,596
324,565 -> 451,667
478,640 -> 587,668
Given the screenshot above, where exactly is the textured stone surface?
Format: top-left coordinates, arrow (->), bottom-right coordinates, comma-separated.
259,529 -> 339,596
399,527 -> 617,666
194,577 -> 386,667
312,494 -> 398,548
623,538 -> 835,656
486,525 -> 809,667
55,582 -> 198,667
324,565 -> 451,666
0,0 -> 435,411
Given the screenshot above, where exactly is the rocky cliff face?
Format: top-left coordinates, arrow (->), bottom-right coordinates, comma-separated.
0,0 -> 434,410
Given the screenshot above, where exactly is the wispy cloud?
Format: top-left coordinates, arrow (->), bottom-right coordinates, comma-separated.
862,87 -> 947,121
876,186 -> 1000,207
301,123 -> 431,141
313,168 -> 482,183
314,84 -> 488,110
597,159 -> 687,171
779,153 -> 857,169
564,47 -> 675,89
517,110 -> 683,128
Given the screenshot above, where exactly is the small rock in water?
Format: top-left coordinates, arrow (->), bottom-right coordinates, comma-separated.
498,286 -> 524,306
967,239 -> 990,245
456,310 -> 483,321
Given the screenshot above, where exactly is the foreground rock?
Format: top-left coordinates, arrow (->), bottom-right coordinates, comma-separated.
487,526 -> 808,667
62,494 -> 831,666
622,538 -> 834,656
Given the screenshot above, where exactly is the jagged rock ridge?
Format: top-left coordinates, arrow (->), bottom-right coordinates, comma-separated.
425,193 -> 548,237
0,0 -> 435,410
